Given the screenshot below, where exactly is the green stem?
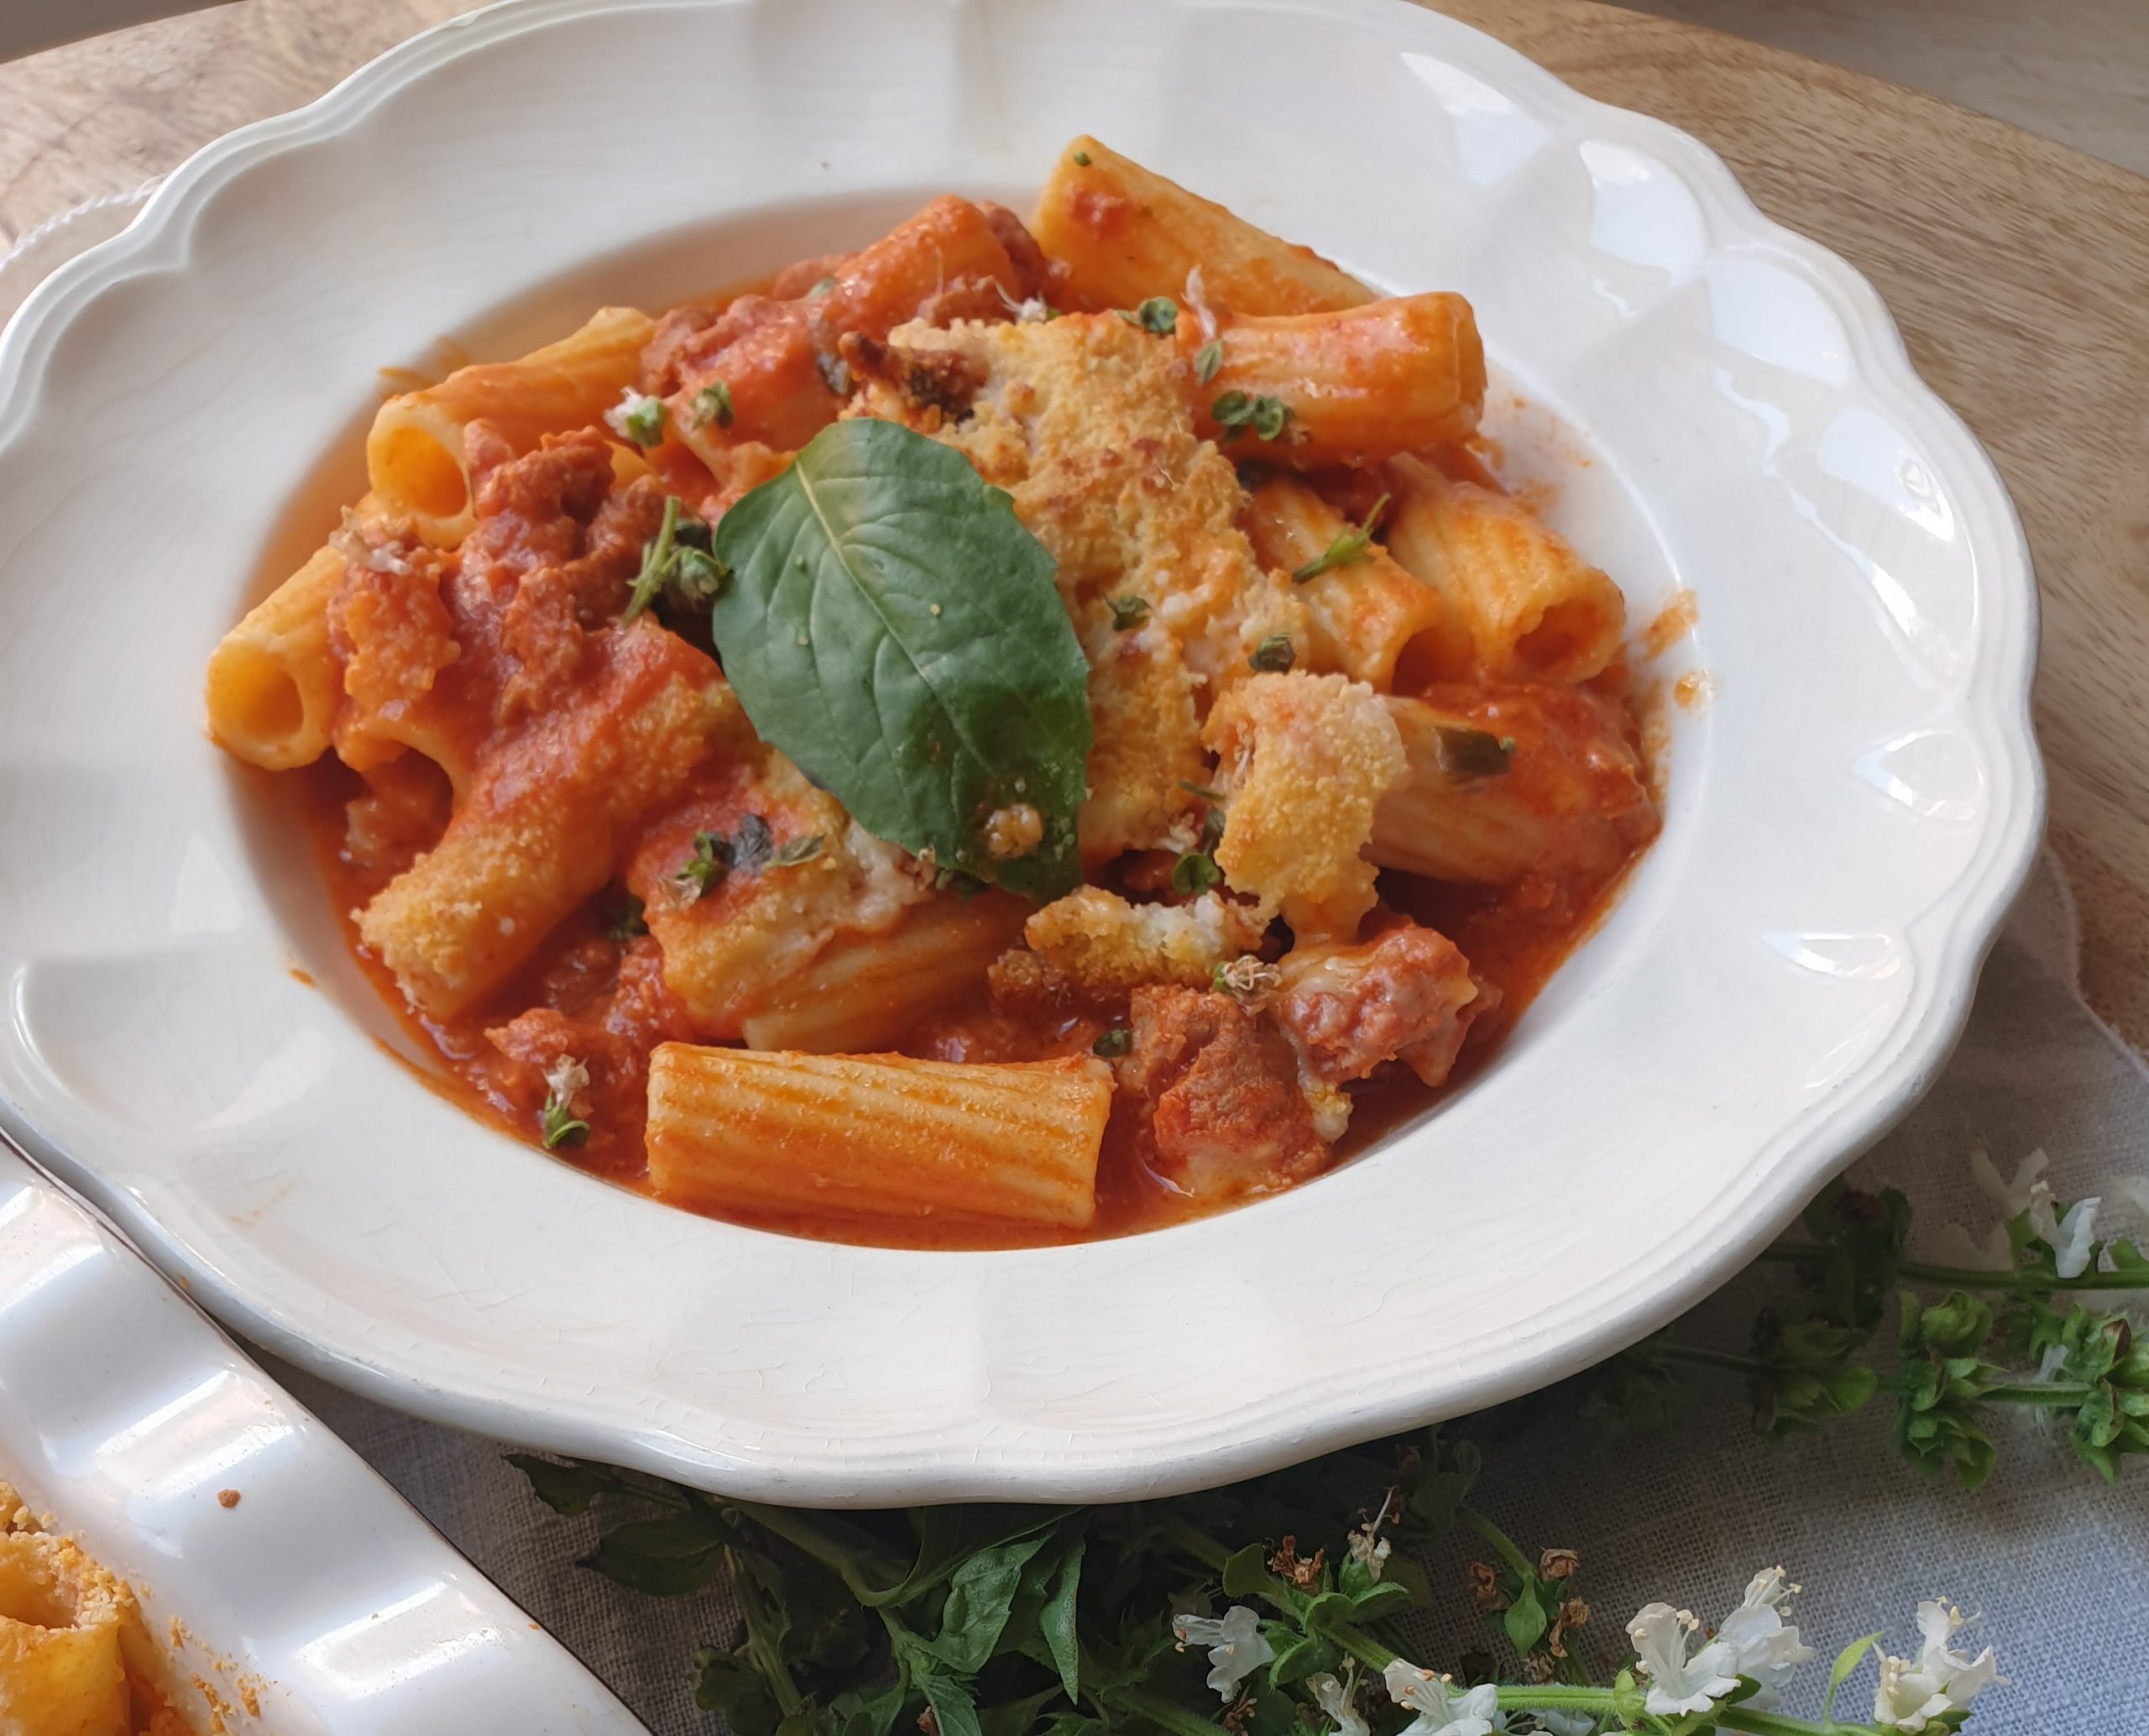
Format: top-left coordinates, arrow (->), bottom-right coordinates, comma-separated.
1318,1618 -> 1397,1671
1982,1382 -> 2095,1405
1491,1686 -> 1614,1711
1657,1344 -> 1764,1378
1717,1709 -> 1888,1735
1657,1343 -> 2097,1410
729,1501 -> 907,1603
1118,1686 -> 1223,1736
1759,1244 -> 2146,1292
1151,1509 -> 1231,1573
1488,1687 -> 1885,1735
724,1545 -> 803,1717
1457,1504 -> 1535,1579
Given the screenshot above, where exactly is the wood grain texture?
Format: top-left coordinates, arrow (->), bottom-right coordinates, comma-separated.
1622,0 -> 2149,176
3,0 -> 2146,1043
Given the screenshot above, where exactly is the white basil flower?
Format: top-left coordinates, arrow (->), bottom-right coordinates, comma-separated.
1625,1603 -> 1739,1717
1309,1671 -> 1370,1736
1970,1143 -> 2046,1216
1381,1660 -> 1505,1736
2025,1179 -> 2099,1278
1712,1567 -> 1815,1706
1871,1600 -> 2005,1732
1172,1604 -> 1273,1700
543,1054 -> 590,1104
1527,1713 -> 1597,1736
1346,1522 -> 1392,1582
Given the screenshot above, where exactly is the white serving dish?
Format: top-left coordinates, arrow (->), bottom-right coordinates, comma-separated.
0,1139 -> 645,1733
0,0 -> 2040,1503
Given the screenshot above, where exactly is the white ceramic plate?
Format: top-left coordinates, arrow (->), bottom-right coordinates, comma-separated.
0,0 -> 2039,1503
0,1139 -> 646,1733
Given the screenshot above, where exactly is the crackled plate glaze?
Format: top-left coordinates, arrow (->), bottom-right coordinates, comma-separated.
0,0 -> 2039,1503
0,1140 -> 646,1733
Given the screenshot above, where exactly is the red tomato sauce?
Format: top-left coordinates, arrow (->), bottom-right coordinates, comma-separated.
299,742 -> 1644,1249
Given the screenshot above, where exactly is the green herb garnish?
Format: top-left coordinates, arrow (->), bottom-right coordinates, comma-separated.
1293,491 -> 1391,583
691,381 -> 735,430
539,1095 -> 588,1149
1107,593 -> 1151,631
817,352 -> 854,398
1193,338 -> 1223,384
667,544 -> 728,609
1071,149 -> 1092,166
672,818 -> 821,898
1210,390 -> 1293,442
605,897 -> 646,942
709,419 -> 1090,900
539,1059 -> 591,1150
624,496 -> 683,624
1249,632 -> 1296,672
1435,725 -> 1516,782
1118,296 -> 1177,335
1090,1026 -> 1131,1057
807,275 -> 838,297
616,392 -> 665,448
671,829 -> 734,899
1170,851 -> 1221,897
625,496 -> 729,625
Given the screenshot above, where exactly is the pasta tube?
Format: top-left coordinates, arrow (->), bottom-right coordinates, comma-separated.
739,894 -> 1028,1054
646,1047 -> 1111,1228
0,1495 -> 144,1736
366,306 -> 655,546
202,542 -> 346,770
1370,688 -> 1658,886
1243,474 -> 1472,689
1382,454 -> 1625,684
666,196 -> 1025,464
1031,136 -> 1373,315
358,627 -> 733,1018
1195,295 -> 1487,468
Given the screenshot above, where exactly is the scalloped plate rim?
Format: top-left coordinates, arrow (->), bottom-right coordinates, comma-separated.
0,0 -> 2044,1503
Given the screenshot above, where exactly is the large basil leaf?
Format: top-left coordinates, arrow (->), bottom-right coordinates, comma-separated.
709,420 -> 1090,898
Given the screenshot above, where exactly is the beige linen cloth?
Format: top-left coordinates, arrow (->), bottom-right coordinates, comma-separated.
264,852 -> 2149,1734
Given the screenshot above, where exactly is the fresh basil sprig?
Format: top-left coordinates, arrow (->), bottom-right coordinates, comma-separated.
709,420 -> 1091,900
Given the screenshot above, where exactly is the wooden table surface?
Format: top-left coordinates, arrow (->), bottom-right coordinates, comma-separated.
5,0 -> 2147,1040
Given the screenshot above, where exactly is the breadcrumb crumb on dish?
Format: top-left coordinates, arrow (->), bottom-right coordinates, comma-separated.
999,886 -> 1266,1009
1205,671 -> 1407,936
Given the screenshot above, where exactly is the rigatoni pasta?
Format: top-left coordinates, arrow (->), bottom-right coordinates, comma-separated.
367,306 -> 655,546
1195,296 -> 1488,466
647,1048 -> 1111,1228
210,138 -> 1659,1248
203,541 -> 349,770
1371,688 -> 1657,886
1383,452 -> 1626,684
1244,474 -> 1471,689
1032,136 -> 1373,316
